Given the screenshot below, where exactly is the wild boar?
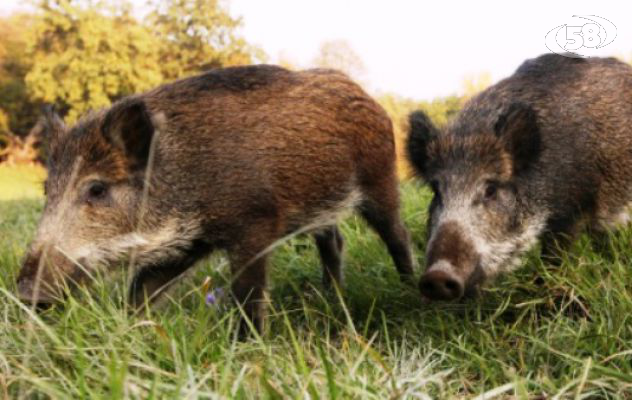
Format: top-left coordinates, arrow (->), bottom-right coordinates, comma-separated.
407,54 -> 632,301
16,65 -> 414,332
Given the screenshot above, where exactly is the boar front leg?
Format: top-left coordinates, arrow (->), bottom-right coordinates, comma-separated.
129,264 -> 191,308
541,232 -> 575,265
128,242 -> 209,309
540,227 -> 580,265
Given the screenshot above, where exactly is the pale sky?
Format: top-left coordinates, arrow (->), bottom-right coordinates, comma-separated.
2,0 -> 632,100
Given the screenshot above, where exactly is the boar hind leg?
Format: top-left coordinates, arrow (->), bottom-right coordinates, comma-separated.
313,226 -> 344,288
359,181 -> 414,282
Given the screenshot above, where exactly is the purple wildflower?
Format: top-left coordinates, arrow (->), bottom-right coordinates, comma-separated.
205,288 -> 225,306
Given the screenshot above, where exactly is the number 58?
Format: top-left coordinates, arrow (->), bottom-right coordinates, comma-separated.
565,23 -> 601,50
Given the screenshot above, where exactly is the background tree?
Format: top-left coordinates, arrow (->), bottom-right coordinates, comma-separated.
0,111 -> 8,135
0,13 -> 39,137
0,0 -> 264,162
378,94 -> 461,179
147,0 -> 264,80
0,109 -> 10,155
460,72 -> 492,102
416,95 -> 462,127
25,0 -> 164,122
0,13 -> 42,164
312,39 -> 366,82
276,50 -> 298,71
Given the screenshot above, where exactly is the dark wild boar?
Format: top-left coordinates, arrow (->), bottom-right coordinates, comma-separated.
407,54 -> 632,301
17,65 -> 414,331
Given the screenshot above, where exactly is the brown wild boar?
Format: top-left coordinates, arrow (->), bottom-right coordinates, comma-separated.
16,65 -> 414,332
407,54 -> 632,301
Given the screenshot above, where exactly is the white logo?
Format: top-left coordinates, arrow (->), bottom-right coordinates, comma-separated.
545,15 -> 617,58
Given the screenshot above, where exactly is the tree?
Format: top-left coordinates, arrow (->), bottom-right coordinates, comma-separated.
0,14 -> 43,163
416,95 -> 462,127
378,94 -> 462,179
312,39 -> 366,81
0,13 -> 40,137
276,50 -> 299,71
461,72 -> 492,101
0,109 -> 9,136
147,0 -> 264,80
24,0 -> 264,123
25,0 -> 164,122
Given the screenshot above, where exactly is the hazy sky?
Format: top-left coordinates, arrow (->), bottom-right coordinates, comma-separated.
2,0 -> 631,100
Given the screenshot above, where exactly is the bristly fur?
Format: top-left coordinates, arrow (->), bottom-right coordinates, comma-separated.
408,54 -> 632,300
18,64 -> 414,333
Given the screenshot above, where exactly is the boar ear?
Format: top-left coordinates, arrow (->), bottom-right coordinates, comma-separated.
101,98 -> 155,171
36,105 -> 66,157
407,110 -> 439,177
40,105 -> 65,140
494,103 -> 541,174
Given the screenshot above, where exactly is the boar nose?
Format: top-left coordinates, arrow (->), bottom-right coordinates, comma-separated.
16,277 -> 57,307
419,269 -> 464,301
17,252 -> 58,306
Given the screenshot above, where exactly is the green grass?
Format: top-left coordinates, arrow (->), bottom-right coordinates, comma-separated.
1,175 -> 631,398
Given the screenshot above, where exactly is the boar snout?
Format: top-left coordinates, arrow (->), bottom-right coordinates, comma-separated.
419,266 -> 464,301
16,277 -> 57,307
422,221 -> 479,301
17,250 -> 68,306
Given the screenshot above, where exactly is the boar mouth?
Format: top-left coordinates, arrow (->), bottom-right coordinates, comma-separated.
463,262 -> 487,298
16,277 -> 61,308
16,252 -> 92,308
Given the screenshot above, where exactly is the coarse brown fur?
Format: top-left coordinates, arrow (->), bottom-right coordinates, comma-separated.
17,65 -> 414,333
408,54 -> 632,301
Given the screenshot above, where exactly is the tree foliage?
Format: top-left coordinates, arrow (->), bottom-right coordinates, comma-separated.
0,0 -> 263,162
461,72 -> 492,101
25,0 -> 164,122
147,0 -> 264,80
312,40 -> 366,81
0,14 -> 39,136
0,109 -> 9,137
378,94 -> 462,179
22,0 -> 263,123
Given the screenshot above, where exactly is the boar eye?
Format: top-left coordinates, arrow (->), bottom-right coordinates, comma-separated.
484,181 -> 498,201
85,180 -> 109,202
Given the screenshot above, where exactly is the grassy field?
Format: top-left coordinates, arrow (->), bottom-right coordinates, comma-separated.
0,166 -> 631,398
